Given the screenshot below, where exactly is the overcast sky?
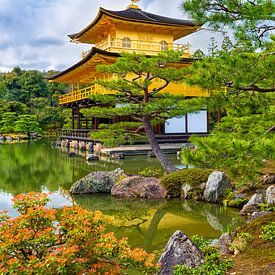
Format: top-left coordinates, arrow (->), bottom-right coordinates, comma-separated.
0,0 -> 225,72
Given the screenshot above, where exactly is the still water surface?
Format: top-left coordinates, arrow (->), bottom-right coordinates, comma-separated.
0,139 -> 243,253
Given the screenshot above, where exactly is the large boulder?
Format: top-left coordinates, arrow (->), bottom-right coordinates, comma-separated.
70,168 -> 125,194
158,230 -> 203,275
266,185 -> 275,206
111,176 -> 167,199
203,171 -> 232,203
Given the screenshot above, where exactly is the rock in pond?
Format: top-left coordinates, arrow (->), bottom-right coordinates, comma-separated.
70,168 -> 125,195
203,171 -> 232,203
111,176 -> 167,199
158,230 -> 203,275
266,185 -> 275,206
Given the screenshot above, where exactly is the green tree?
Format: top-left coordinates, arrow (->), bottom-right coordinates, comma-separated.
180,0 -> 275,181
0,112 -> 18,133
14,114 -> 42,138
82,51 -> 202,173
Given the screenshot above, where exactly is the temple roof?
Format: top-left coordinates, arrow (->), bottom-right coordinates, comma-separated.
48,47 -> 193,83
69,7 -> 199,41
48,48 -> 119,82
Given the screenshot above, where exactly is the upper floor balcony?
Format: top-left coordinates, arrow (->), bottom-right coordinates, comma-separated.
58,82 -> 208,105
82,38 -> 191,58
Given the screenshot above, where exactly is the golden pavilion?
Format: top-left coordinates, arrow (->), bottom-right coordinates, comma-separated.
49,1 -> 209,137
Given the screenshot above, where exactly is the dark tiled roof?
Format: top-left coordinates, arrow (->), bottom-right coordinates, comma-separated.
102,7 -> 197,26
69,7 -> 199,40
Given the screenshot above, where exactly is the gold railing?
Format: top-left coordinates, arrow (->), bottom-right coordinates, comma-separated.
59,85 -> 96,105
59,83 -> 208,105
92,39 -> 190,56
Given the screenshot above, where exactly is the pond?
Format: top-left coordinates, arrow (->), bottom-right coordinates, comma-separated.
0,139 -> 243,253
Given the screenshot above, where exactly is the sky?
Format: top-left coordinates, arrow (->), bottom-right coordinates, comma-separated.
0,0 -> 225,72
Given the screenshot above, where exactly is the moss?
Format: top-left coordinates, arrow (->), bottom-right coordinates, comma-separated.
239,212 -> 275,236
160,168 -> 213,198
228,212 -> 275,273
138,168 -> 163,178
226,198 -> 248,209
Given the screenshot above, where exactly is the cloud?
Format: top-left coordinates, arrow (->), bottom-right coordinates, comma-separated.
0,0 -> 225,72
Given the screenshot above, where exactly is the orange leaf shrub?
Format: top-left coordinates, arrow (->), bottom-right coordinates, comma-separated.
0,192 -> 158,274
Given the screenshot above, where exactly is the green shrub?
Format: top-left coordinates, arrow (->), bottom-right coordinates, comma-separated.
174,235 -> 233,275
138,168 -> 163,178
160,168 -> 213,198
259,222 -> 275,242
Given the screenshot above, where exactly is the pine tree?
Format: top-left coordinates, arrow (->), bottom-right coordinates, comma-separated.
82,51 -> 203,173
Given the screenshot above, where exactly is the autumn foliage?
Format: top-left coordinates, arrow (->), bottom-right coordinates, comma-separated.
0,192 -> 157,274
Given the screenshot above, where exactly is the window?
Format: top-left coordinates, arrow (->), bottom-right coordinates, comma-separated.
160,40 -> 168,51
122,37 -> 131,48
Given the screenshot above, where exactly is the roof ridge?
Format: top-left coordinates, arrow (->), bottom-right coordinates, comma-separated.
135,9 -> 157,21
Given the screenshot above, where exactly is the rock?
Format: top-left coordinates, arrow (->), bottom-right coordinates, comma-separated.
240,193 -> 265,215
86,154 -> 99,161
203,171 -> 232,203
218,233 -> 232,255
266,185 -> 275,206
262,174 -> 275,185
111,176 -> 167,199
247,211 -> 271,222
181,182 -> 206,200
181,184 -> 192,199
70,168 -> 125,195
158,230 -> 203,275
245,193 -> 265,206
240,204 -> 260,216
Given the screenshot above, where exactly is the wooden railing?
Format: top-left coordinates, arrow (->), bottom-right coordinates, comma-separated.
59,86 -> 96,105
89,39 -> 191,57
61,129 -> 91,139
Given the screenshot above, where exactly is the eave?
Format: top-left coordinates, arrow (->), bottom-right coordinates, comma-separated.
48,47 -> 194,84
69,7 -> 201,43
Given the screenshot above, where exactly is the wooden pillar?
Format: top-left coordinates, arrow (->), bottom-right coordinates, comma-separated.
77,108 -> 81,129
72,108 -> 75,129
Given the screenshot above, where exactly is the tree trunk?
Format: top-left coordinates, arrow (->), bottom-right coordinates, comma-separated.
142,116 -> 177,174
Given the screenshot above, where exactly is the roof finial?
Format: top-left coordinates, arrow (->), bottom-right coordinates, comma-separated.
128,0 -> 140,9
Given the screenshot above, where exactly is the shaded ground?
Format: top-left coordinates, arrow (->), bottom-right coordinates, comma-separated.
228,213 -> 275,275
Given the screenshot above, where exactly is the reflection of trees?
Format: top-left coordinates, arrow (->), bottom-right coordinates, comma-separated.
74,195 -> 244,253
0,140 -> 90,194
